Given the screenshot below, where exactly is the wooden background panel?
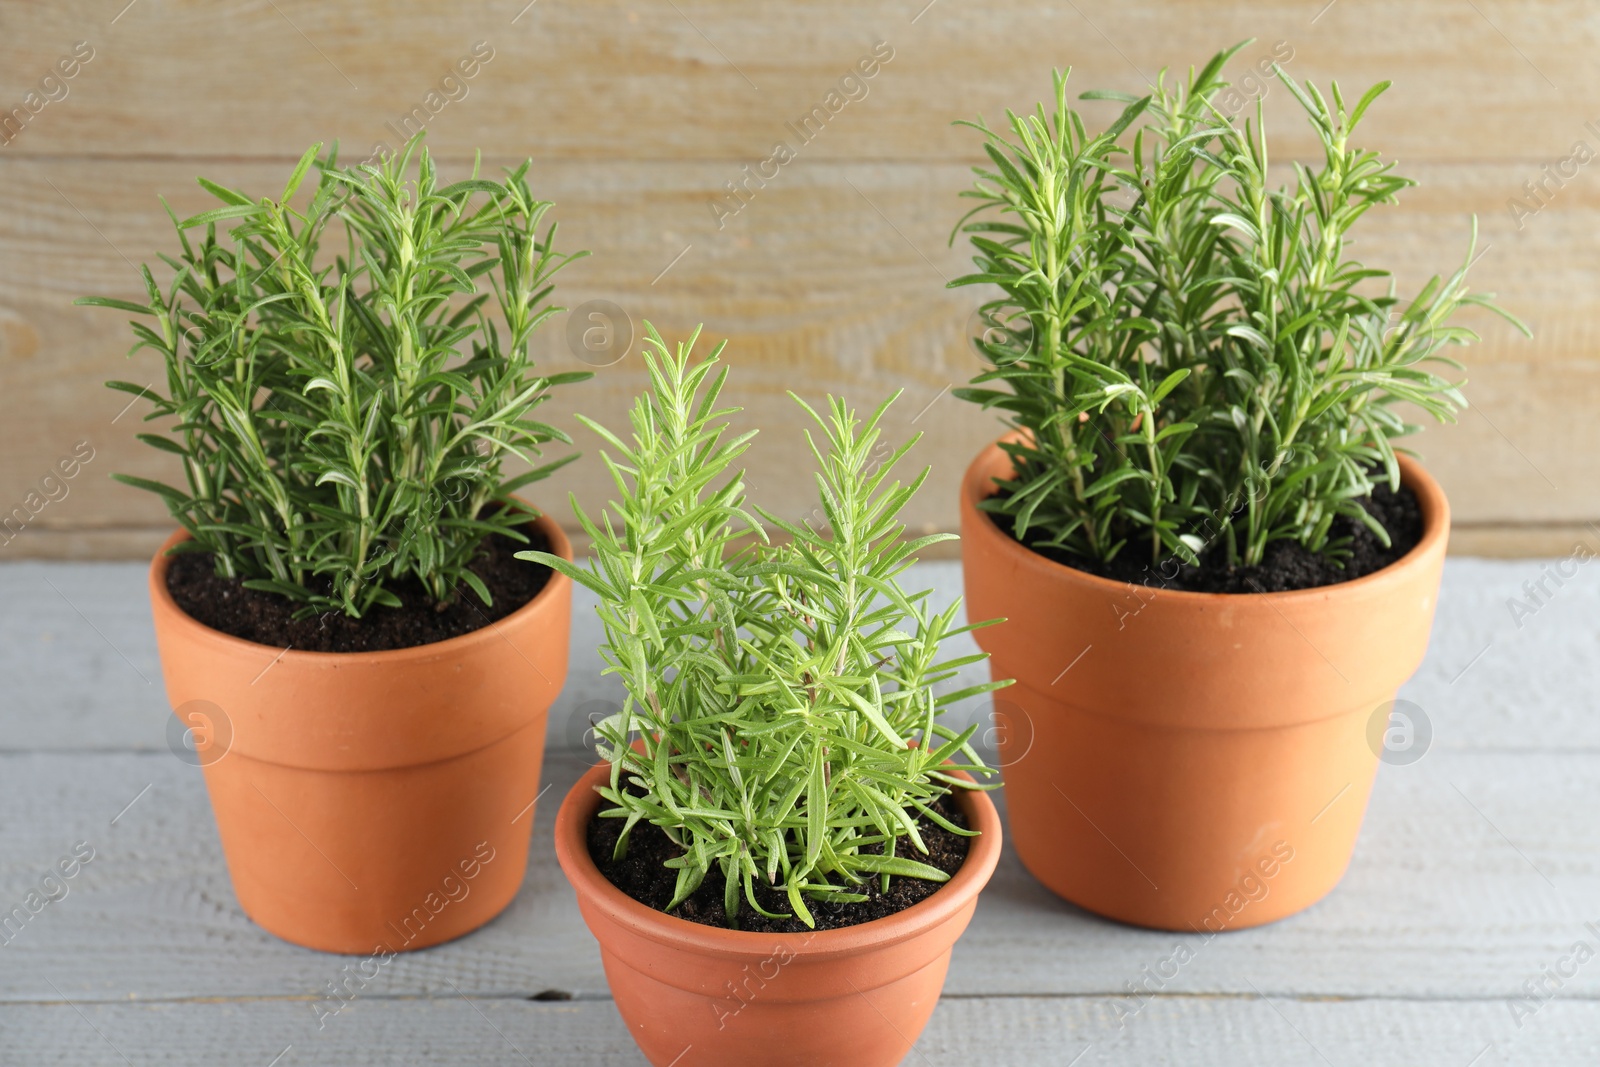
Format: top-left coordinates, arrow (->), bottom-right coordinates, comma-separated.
1,1 -> 1596,558
1,0 -> 1596,163
0,160 -> 1585,553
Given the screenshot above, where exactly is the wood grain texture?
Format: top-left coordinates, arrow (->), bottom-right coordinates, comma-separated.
3,743 -> 1596,1004
0,0 -> 1594,163
6,559 -> 1598,754
3,559 -> 1599,1063
8,558 -> 1600,754
4,743 -> 1599,1004
0,0 -> 1594,557
3,996 -> 1597,1066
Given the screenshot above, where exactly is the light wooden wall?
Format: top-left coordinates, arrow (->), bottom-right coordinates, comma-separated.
1,0 -> 1592,559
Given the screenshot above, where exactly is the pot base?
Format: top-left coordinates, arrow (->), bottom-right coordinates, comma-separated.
600,947 -> 948,1067
998,676 -> 1381,932
208,717 -> 547,955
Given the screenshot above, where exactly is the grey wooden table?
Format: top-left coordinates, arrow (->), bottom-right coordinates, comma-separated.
1,558 -> 1596,1065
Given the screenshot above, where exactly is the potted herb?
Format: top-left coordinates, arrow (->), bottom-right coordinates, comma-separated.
949,45 -> 1527,930
80,139 -> 588,953
529,328 -> 1007,1065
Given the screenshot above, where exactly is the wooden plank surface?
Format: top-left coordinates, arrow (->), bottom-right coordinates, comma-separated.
2,745 -> 1597,1004
2,1 -> 1598,557
2,558 -> 1599,1064
5,996 -> 1597,1066
4,559 -> 1595,754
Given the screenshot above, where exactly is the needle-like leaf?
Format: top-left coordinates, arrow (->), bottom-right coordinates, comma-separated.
949,45 -> 1527,570
84,134 -> 591,618
554,329 -> 1007,929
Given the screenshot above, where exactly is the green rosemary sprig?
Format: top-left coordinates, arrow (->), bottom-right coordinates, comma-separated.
81,136 -> 588,617
951,43 -> 1529,569
524,325 -> 1007,929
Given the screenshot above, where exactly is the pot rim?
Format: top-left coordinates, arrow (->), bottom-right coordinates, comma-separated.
553,758 -> 1002,962
962,434 -> 1450,605
147,503 -> 572,664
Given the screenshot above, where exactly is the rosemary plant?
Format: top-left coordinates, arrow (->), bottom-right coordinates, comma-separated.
524,327 -> 1005,929
951,43 -> 1528,570
81,138 -> 588,617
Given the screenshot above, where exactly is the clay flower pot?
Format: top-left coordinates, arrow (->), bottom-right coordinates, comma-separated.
148,513 -> 572,954
960,439 -> 1448,931
554,761 -> 1001,1067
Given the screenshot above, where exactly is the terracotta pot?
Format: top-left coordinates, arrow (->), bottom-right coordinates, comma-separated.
960,439 -> 1448,931
554,761 -> 1001,1067
148,513 -> 571,954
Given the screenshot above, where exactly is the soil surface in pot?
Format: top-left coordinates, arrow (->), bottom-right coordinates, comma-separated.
588,791 -> 972,933
1000,480 -> 1422,594
165,526 -> 552,653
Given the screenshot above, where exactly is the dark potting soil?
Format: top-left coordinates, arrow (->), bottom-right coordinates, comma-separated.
165,526 -> 552,653
1005,479 -> 1424,594
587,791 -> 973,933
